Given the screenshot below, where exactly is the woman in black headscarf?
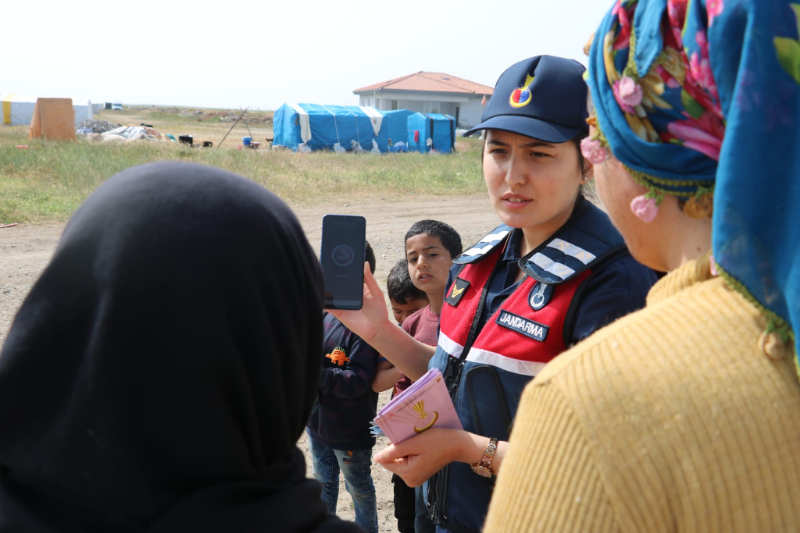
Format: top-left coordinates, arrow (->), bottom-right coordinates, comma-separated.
0,162 -> 363,533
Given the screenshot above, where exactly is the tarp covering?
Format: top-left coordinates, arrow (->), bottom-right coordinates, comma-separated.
407,113 -> 455,154
99,125 -> 167,142
29,98 -> 77,141
382,109 -> 414,146
273,103 -> 388,152
1,94 -> 37,126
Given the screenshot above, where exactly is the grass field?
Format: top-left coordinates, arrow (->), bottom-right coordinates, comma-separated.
0,107 -> 486,225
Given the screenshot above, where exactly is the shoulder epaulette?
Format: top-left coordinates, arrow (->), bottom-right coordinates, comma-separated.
520,200 -> 628,285
452,225 -> 512,265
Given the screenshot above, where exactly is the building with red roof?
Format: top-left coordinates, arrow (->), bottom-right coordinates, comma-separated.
353,72 -> 493,130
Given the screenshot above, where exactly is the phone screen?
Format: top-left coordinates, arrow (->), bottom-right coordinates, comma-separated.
320,215 -> 367,310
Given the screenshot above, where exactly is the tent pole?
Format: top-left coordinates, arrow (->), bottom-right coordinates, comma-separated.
241,107 -> 254,140
217,107 -> 249,149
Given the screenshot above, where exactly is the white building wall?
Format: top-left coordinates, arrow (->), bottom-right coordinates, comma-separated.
406,100 -> 425,112
459,97 -> 490,129
357,92 -> 491,127
437,102 -> 457,116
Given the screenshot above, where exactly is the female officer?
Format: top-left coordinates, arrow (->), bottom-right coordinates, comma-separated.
332,55 -> 658,533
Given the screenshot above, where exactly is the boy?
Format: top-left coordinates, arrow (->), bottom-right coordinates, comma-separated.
307,242 -> 380,533
372,259 -> 429,395
402,219 -> 462,360
388,259 -> 430,326
401,220 -> 463,533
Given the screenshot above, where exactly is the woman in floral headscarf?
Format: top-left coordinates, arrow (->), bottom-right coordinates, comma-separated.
483,0 -> 800,531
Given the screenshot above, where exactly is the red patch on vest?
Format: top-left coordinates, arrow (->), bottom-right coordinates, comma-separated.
440,246 -> 590,364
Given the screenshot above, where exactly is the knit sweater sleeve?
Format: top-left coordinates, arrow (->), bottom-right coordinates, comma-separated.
484,380 -> 620,533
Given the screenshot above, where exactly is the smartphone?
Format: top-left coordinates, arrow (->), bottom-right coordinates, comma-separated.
320,214 -> 367,310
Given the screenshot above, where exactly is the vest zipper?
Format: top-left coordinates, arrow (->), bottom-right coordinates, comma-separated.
440,461 -> 451,521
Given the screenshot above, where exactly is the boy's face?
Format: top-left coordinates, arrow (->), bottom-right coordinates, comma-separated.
390,297 -> 429,325
405,233 -> 453,297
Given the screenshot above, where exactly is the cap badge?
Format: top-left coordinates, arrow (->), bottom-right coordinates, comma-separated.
509,74 -> 535,108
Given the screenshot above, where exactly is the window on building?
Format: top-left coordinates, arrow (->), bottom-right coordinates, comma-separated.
425,101 -> 440,114
391,100 -> 398,110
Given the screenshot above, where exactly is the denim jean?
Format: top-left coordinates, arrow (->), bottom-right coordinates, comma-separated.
415,484 -> 435,533
309,435 -> 378,533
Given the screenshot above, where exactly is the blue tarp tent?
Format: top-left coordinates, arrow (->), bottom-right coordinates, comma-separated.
407,113 -> 456,154
382,109 -> 414,147
272,103 -> 388,152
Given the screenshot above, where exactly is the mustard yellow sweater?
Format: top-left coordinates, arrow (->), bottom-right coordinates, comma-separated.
485,255 -> 800,532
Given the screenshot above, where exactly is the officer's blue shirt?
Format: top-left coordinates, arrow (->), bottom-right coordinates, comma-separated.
445,228 -> 658,345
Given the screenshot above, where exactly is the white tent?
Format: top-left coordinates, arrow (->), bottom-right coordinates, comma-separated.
72,99 -> 94,125
3,95 -> 95,127
1,94 -> 37,126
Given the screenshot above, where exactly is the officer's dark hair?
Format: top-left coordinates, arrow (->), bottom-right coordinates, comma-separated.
387,258 -> 427,305
570,130 -> 596,200
365,240 -> 376,274
570,130 -> 589,175
404,220 -> 463,260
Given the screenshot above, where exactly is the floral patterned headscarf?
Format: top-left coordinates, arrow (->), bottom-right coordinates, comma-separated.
585,0 -> 800,368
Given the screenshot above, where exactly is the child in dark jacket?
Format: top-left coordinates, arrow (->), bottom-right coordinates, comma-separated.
307,242 -> 379,533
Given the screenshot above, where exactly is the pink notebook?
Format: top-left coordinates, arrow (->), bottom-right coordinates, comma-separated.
373,368 -> 462,444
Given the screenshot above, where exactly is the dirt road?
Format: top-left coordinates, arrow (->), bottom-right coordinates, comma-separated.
0,194 -> 499,531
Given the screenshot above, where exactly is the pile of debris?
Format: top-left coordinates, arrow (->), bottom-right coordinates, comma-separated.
220,113 -> 272,124
76,120 -> 120,134
84,125 -> 171,143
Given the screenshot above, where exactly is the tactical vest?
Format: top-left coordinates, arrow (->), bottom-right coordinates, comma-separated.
426,198 -> 629,532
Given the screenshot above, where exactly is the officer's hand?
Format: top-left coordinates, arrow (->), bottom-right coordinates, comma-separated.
374,428 -> 464,487
329,262 -> 389,342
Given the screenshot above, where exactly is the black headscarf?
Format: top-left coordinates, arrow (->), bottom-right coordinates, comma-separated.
0,162 -> 362,532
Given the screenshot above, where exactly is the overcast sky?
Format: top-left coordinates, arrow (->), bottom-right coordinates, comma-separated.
2,0 -> 611,110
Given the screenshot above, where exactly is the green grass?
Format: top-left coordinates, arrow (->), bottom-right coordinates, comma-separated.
0,122 -> 485,225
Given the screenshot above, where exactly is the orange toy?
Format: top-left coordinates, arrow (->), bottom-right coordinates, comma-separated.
326,347 -> 349,366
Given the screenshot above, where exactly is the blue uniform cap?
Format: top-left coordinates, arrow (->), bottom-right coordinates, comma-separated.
465,55 -> 590,143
